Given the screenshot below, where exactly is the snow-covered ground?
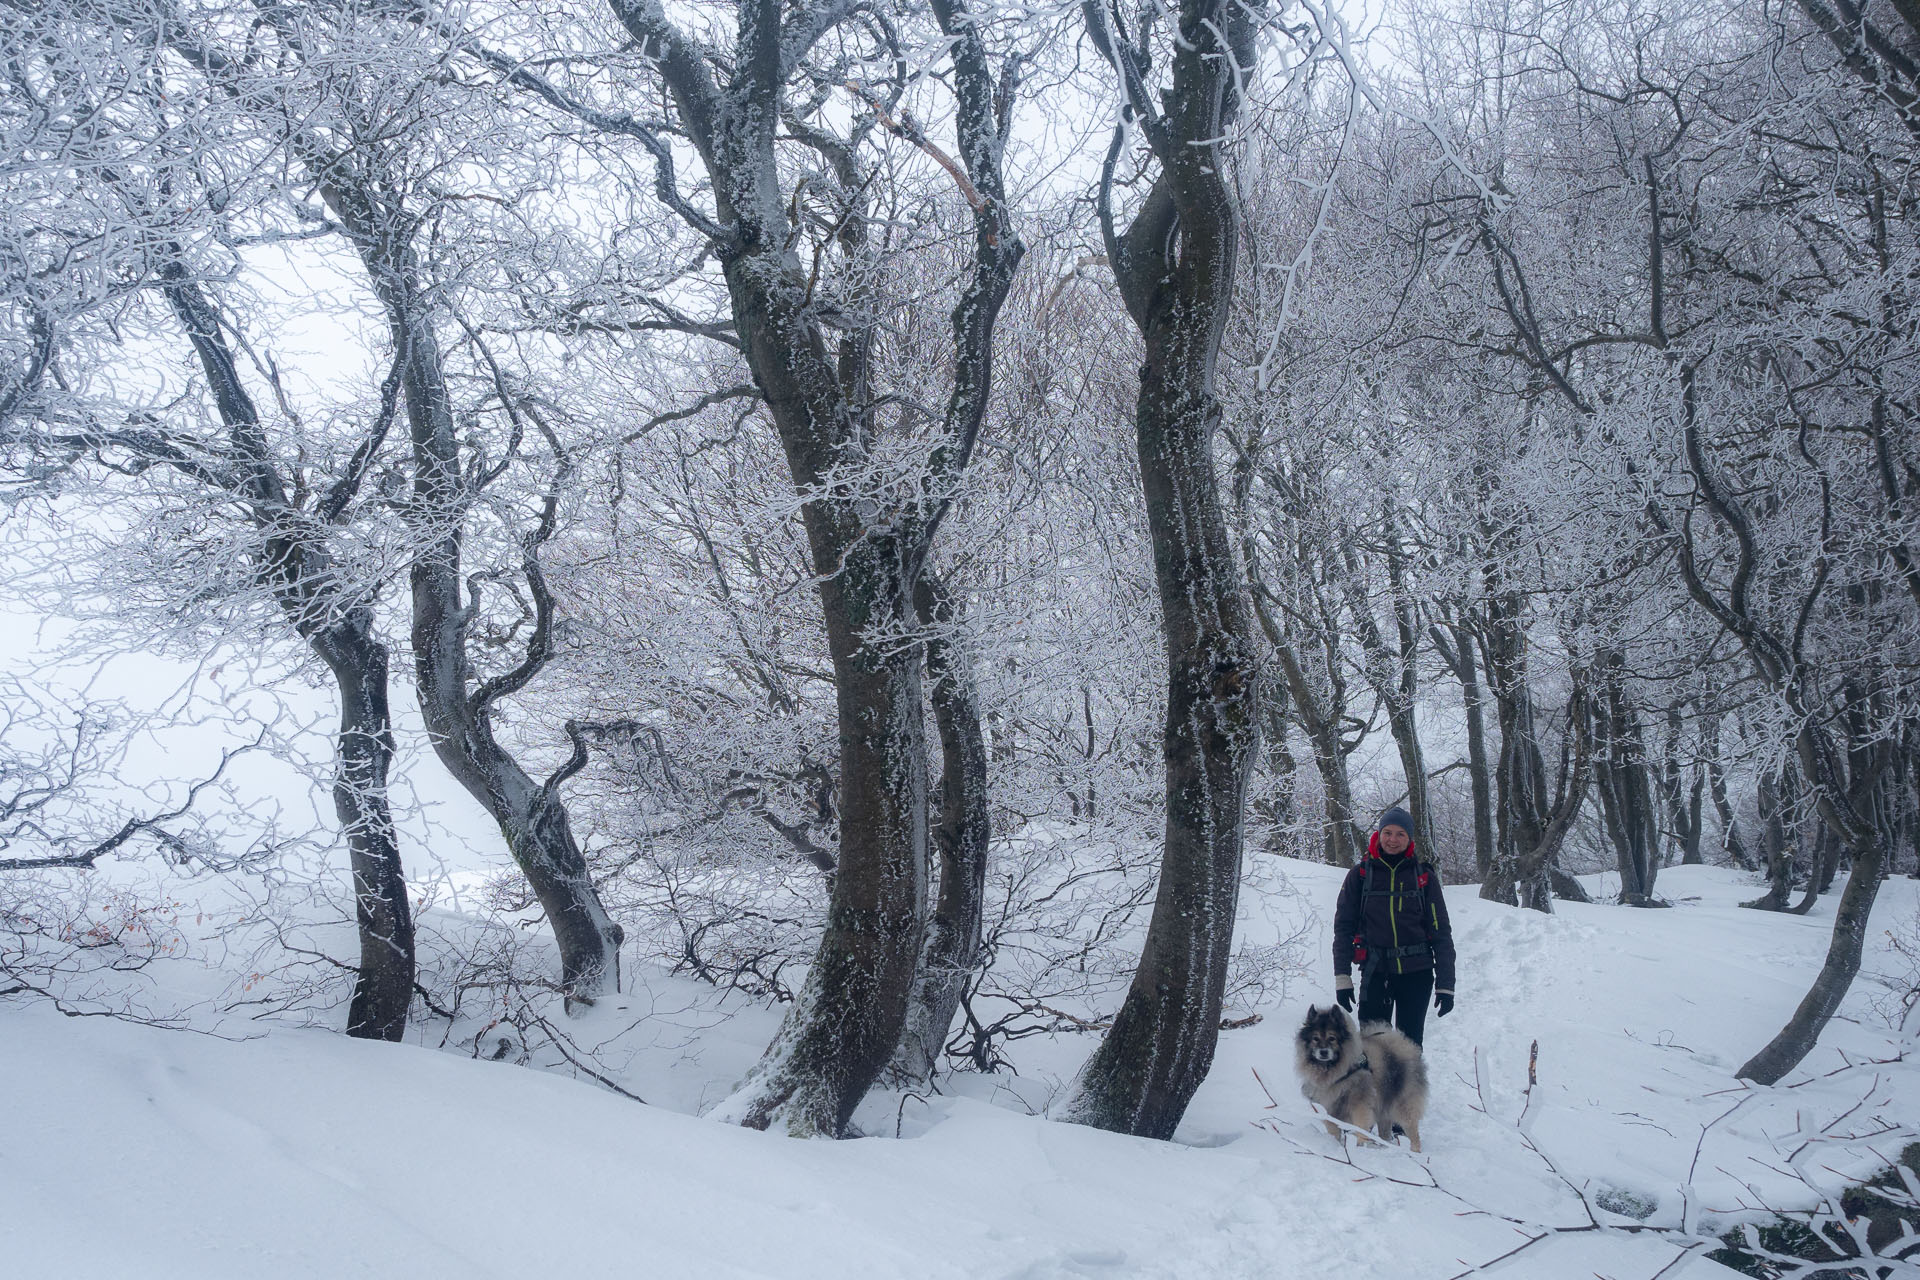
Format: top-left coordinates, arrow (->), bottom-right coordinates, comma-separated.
7,858 -> 1917,1279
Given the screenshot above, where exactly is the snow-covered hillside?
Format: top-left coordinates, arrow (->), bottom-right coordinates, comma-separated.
7,860 -> 1917,1280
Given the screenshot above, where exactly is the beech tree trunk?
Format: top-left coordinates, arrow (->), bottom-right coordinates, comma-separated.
1433,621 -> 1495,880
1063,0 -> 1262,1141
607,0 -> 1021,1134
1742,766 -> 1796,912
1253,676 -> 1301,851
318,631 -> 417,1042
1479,587 -> 1590,911
1737,835 -> 1882,1082
158,264 -> 414,1041
1660,703 -> 1706,866
890,573 -> 991,1083
182,6 -> 633,1010
378,266 -> 624,1006
1343,527 -> 1432,855
1594,654 -> 1661,905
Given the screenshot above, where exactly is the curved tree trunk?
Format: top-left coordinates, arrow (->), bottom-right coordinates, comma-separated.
316,629 -> 417,1041
1737,835 -> 1884,1083
716,515 -> 930,1133
627,0 -> 1023,1135
389,302 -> 625,1006
158,264 -> 414,1041
241,54 -> 631,1008
1787,823 -> 1841,915
1063,0 -> 1262,1141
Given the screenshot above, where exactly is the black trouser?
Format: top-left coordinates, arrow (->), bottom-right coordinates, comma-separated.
1357,966 -> 1434,1047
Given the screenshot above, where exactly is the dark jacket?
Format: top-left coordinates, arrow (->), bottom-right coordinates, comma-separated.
1333,834 -> 1456,993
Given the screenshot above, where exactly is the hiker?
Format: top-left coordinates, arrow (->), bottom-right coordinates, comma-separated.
1332,806 -> 1456,1047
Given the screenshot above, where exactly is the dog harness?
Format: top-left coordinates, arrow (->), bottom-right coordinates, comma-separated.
1328,1054 -> 1372,1088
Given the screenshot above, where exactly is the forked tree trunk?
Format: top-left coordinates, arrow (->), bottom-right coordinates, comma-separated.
385,289 -> 624,1006
626,0 -> 1021,1134
1063,0 -> 1262,1141
890,573 -> 991,1084
159,265 -> 414,1041
224,33 -> 632,1008
1479,588 -> 1590,912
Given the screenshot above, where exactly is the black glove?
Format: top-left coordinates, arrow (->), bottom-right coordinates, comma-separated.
1435,991 -> 1454,1018
1336,986 -> 1355,1012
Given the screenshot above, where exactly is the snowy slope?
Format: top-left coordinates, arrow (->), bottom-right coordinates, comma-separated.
6,860 -> 1917,1280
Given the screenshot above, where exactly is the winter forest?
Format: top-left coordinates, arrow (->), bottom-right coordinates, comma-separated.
5,0 -> 1920,1275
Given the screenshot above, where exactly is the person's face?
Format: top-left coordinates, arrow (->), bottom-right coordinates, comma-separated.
1379,824 -> 1411,855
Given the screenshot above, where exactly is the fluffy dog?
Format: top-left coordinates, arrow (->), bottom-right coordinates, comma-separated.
1294,1004 -> 1428,1152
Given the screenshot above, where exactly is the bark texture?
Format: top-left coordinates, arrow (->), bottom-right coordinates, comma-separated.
608,0 -> 1022,1133
1063,0 -> 1263,1140
890,573 -> 992,1083
1433,621 -> 1495,880
157,263 -> 414,1040
1479,584 -> 1591,912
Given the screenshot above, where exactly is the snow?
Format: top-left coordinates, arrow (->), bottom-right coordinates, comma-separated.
6,859 -> 1917,1279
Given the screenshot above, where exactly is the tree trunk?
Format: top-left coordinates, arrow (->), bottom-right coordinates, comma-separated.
1737,835 -> 1884,1083
389,305 -> 625,1005
1742,766 -> 1796,911
609,0 -> 1021,1136
1594,659 -> 1661,905
1787,823 -> 1841,915
1344,532 -> 1431,855
1660,702 -> 1706,866
1064,0 -> 1262,1140
1432,621 -> 1496,880
1463,640 -> 1496,882
1253,677 -> 1301,852
1306,708 -> 1365,865
157,263 -> 414,1041
1548,864 -> 1593,904
704,270 -> 932,1135
1263,635 -> 1365,866
890,572 -> 991,1085
1709,756 -> 1754,869
315,628 -> 417,1042
1065,359 -> 1259,1138
1479,588 -> 1590,912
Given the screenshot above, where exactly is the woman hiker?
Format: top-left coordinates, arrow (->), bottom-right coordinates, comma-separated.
1333,806 -> 1456,1047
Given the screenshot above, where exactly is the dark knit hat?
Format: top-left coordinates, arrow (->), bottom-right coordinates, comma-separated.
1377,806 -> 1415,838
